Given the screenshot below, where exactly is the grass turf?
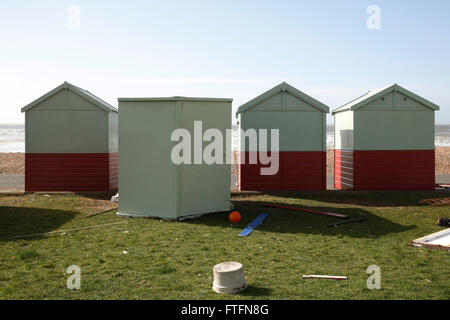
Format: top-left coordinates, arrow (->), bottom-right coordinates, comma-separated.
0,191 -> 449,299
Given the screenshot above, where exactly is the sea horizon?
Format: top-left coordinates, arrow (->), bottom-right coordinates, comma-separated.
1,123 -> 450,153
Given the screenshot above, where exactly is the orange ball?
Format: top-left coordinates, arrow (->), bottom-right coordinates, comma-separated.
229,211 -> 242,223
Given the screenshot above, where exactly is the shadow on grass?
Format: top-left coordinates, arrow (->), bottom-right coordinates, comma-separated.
241,285 -> 272,297
185,200 -> 415,238
0,206 -> 78,242
74,191 -> 117,201
232,190 -> 450,207
20,191 -> 116,201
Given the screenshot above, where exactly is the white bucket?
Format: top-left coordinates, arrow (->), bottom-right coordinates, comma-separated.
111,193 -> 119,203
212,262 -> 247,294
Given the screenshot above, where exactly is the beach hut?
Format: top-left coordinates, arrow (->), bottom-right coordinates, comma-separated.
332,83 -> 439,190
236,82 -> 329,191
21,81 -> 118,191
117,96 -> 232,219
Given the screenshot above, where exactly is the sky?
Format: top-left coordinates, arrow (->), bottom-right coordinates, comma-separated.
0,0 -> 449,124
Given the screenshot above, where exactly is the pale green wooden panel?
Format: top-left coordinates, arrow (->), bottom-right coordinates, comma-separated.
251,92 -> 317,111
240,110 -> 325,151
354,110 -> 435,150
178,100 -> 231,216
35,90 -> 67,106
282,92 -> 317,110
108,112 -> 118,153
68,90 -> 96,107
25,108 -> 109,153
117,99 -> 231,219
118,101 -> 178,219
361,92 -> 393,110
395,92 -> 433,110
362,91 -> 431,111
252,93 -> 282,110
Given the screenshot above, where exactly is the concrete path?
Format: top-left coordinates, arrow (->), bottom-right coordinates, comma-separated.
436,174 -> 450,184
0,174 -> 24,192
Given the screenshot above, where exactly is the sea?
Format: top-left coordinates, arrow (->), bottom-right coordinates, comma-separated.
1,123 -> 450,153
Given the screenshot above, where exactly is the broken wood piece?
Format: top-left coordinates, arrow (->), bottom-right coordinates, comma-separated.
12,221 -> 128,239
302,275 -> 348,280
327,218 -> 367,227
419,197 -> 450,207
264,204 -> 347,219
411,228 -> 450,251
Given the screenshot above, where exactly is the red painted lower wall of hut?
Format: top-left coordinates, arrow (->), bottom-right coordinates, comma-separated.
239,151 -> 326,191
334,149 -> 354,190
25,153 -> 118,192
335,149 -> 435,190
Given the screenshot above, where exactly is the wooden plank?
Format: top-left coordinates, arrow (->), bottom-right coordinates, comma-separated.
411,228 -> 450,251
327,218 -> 367,227
25,152 -> 115,191
85,207 -> 118,218
238,227 -> 254,237
335,149 -> 354,190
302,275 -> 348,280
238,213 -> 268,237
353,150 -> 435,191
420,198 -> 450,206
239,151 -> 326,191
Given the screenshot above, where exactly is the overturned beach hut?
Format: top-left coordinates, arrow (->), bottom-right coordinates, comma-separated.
236,82 -> 329,191
333,83 -> 439,190
21,81 -> 118,191
117,96 -> 232,219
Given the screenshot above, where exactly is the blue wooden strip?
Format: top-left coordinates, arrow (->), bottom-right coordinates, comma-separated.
247,220 -> 260,228
255,213 -> 268,222
239,227 -> 254,237
238,213 -> 269,237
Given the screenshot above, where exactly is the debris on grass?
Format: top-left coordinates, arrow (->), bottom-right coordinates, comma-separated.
437,217 -> 450,228
419,197 -> 450,207
264,204 -> 348,219
302,275 -> 348,280
239,213 -> 268,237
327,218 -> 368,228
411,228 -> 450,251
85,206 -> 118,218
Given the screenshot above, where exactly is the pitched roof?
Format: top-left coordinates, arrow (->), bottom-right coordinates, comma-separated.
21,81 -> 118,113
236,82 -> 330,114
332,83 -> 439,115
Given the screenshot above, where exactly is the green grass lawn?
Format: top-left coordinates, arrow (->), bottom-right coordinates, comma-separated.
0,191 -> 449,299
